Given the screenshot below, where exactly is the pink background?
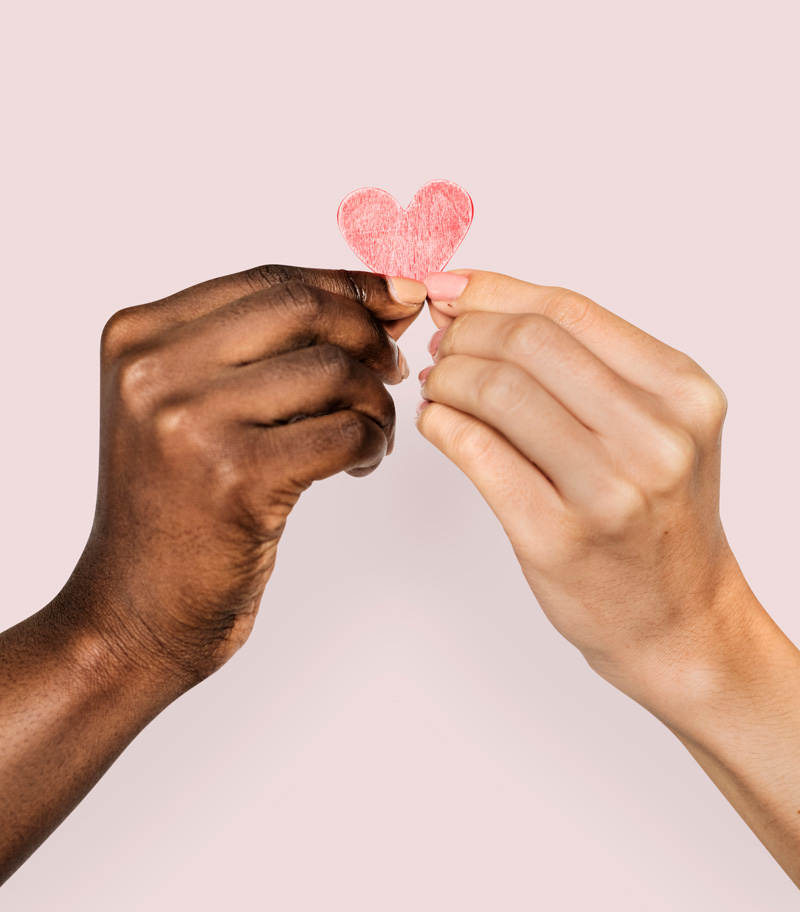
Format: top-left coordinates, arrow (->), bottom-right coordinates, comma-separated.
2,0 -> 799,908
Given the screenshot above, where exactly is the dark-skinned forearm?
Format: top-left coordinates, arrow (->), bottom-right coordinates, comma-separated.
0,579 -> 187,884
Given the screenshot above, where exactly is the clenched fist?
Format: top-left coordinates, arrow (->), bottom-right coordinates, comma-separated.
71,265 -> 426,686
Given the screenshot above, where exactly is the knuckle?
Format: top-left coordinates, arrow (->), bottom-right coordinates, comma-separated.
101,308 -> 141,361
157,413 -> 246,505
114,350 -> 164,416
335,410 -> 371,447
384,397 -> 397,435
476,363 -> 528,415
444,312 -> 473,350
470,272 -> 508,310
241,264 -> 297,293
336,269 -> 368,305
382,399 -> 397,441
589,478 -> 648,536
370,384 -> 396,435
542,288 -> 594,334
504,315 -> 557,361
651,427 -> 697,489
275,280 -> 323,321
452,420 -> 497,467
363,323 -> 398,374
682,372 -> 729,435
152,401 -> 209,459
312,343 -> 350,378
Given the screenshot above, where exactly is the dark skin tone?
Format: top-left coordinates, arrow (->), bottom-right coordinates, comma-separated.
0,264 -> 427,883
10,261 -> 799,891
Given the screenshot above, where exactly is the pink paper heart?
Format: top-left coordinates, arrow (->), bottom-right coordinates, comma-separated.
337,180 -> 473,282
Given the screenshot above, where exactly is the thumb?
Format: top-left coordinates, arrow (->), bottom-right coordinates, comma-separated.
369,274 -> 428,340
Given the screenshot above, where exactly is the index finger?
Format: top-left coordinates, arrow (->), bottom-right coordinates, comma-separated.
425,270 -> 693,393
110,266 -> 427,351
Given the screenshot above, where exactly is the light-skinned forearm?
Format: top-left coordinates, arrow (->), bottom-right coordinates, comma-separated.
628,581 -> 800,887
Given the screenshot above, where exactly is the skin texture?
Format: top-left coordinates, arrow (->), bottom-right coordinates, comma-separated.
417,269 -> 800,887
3,263 -> 799,890
0,264 -> 426,883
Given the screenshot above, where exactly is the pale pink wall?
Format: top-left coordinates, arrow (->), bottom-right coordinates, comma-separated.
1,0 -> 798,908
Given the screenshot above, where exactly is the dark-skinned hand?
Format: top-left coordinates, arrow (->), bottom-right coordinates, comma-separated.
65,264 -> 427,687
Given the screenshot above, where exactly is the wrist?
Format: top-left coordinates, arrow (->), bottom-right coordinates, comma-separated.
50,568 -> 196,711
601,567 -> 799,746
613,573 -> 800,886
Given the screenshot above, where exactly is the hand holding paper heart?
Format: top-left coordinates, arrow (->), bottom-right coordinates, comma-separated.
417,269 -> 800,886
417,270 -> 754,695
81,265 -> 427,684
0,263 -> 432,884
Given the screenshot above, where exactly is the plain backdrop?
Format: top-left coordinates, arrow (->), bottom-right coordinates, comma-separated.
1,1 -> 799,908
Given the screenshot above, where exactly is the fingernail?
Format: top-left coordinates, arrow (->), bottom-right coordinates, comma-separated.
428,329 -> 445,358
415,399 -> 430,420
424,272 -> 469,303
398,348 -> 410,380
387,276 -> 428,307
387,336 -> 409,380
418,364 -> 433,383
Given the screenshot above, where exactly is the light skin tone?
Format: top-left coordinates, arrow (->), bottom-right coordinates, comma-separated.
418,269 -> 800,887
1,264 -> 798,888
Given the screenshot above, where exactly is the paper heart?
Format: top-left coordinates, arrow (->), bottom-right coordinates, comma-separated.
337,180 -> 473,281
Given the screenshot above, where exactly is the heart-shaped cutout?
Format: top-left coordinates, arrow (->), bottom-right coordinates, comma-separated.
337,180 -> 473,281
